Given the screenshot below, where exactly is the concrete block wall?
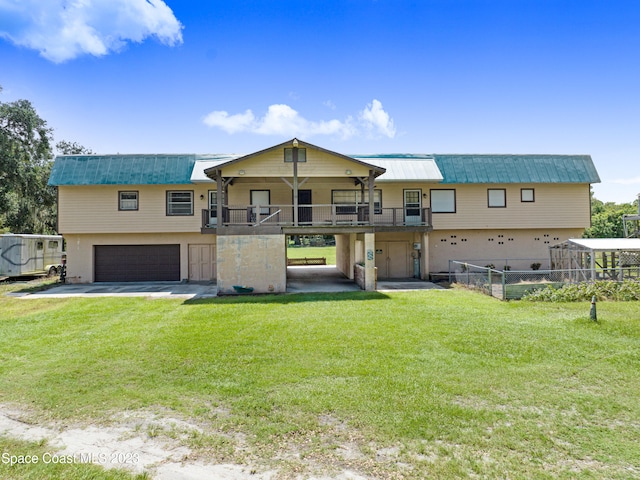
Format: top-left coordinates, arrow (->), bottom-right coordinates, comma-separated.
216,234 -> 287,294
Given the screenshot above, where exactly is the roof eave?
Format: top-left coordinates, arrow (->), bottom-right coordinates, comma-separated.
203,138 -> 386,179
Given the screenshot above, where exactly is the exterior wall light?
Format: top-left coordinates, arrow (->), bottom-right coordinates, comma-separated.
239,170 -> 245,175
345,169 -> 352,175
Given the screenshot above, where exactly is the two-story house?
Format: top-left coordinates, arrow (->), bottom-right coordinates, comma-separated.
48,138 -> 600,293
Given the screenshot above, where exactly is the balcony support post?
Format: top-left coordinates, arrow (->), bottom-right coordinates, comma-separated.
293,146 -> 299,227
368,170 -> 375,226
216,169 -> 223,226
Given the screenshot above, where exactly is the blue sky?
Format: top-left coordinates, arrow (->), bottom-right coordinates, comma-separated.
1,0 -> 639,203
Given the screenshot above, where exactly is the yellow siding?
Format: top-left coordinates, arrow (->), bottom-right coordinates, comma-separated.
219,148 -> 372,178
58,185 -> 213,234
428,228 -> 585,273
225,178 -> 366,205
59,181 -> 592,236
376,183 -> 437,209
429,184 -> 591,230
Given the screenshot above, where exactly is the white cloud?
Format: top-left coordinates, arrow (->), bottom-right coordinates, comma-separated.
0,0 -> 183,63
609,176 -> 640,186
359,99 -> 396,138
323,100 -> 336,110
203,109 -> 255,134
203,99 -> 395,140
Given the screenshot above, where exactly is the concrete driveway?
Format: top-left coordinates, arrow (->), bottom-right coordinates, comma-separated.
9,266 -> 443,299
9,282 -> 217,300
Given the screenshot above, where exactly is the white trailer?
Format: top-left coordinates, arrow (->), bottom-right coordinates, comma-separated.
0,234 -> 64,278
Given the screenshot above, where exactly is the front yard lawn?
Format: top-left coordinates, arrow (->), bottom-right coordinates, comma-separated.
0,283 -> 639,479
286,245 -> 336,265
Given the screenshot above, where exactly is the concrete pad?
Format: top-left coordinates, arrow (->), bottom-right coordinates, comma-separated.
10,282 -> 218,300
286,266 -> 445,293
377,278 -> 445,291
286,266 -> 361,293
8,271 -> 445,299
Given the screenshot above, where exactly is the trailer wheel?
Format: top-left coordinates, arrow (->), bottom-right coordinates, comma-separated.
47,266 -> 58,277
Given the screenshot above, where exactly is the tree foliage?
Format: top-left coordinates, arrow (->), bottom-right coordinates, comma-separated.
56,140 -> 94,155
583,195 -> 638,238
0,90 -> 56,233
0,87 -> 93,234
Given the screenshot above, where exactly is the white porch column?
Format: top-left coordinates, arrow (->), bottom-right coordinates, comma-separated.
364,232 -> 376,291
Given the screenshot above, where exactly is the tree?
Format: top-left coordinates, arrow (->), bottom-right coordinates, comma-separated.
0,89 -> 56,233
56,140 -> 94,155
583,195 -> 637,238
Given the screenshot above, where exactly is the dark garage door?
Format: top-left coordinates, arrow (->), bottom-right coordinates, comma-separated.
94,245 -> 180,282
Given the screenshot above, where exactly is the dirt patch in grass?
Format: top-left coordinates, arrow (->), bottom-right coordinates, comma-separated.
0,404 -> 436,479
1,404 -> 422,479
0,404 -> 273,479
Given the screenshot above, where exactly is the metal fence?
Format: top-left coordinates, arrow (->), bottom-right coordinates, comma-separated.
202,205 -> 432,228
448,260 -> 640,300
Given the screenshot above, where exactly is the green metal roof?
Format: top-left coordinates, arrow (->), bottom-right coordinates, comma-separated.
48,152 -> 601,186
432,154 -> 600,184
48,154 -> 198,186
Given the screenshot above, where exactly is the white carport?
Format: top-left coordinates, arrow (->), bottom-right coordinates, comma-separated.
550,238 -> 640,281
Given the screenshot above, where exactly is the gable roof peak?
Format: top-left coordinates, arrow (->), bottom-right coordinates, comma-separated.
203,138 -> 386,178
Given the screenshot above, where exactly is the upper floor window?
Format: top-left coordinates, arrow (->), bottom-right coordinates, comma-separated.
521,188 -> 535,202
166,191 -> 193,216
332,189 -> 382,214
119,191 -> 139,211
430,189 -> 456,213
284,148 -> 307,162
488,189 -> 506,208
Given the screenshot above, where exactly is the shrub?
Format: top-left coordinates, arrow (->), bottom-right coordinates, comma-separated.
522,280 -> 640,302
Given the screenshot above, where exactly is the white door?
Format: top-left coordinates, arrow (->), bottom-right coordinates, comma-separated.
404,190 -> 422,225
208,191 -> 218,225
251,190 -> 270,220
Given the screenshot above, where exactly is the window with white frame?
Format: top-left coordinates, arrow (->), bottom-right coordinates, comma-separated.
521,188 -> 535,202
332,190 -> 382,214
488,189 -> 506,208
208,190 -> 218,222
430,189 -> 456,213
166,191 -> 193,215
284,148 -> 307,162
119,191 -> 138,211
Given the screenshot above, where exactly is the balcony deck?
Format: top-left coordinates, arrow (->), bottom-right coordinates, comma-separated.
202,205 -> 432,234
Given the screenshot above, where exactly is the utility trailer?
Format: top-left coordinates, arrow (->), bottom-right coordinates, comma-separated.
0,234 -> 64,278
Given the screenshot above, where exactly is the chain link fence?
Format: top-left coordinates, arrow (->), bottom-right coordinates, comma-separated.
447,260 -> 638,300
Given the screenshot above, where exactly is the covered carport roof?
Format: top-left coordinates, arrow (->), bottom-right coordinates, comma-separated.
562,238 -> 640,251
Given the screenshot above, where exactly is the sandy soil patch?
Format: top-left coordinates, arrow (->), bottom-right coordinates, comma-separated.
0,404 -> 273,479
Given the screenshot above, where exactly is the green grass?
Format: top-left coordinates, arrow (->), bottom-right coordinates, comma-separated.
1,283 -> 639,478
286,245 -> 336,265
0,437 -> 147,480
